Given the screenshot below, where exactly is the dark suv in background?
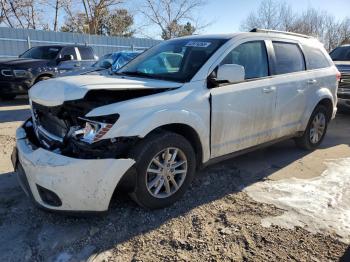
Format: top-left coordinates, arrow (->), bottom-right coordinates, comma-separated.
0,45 -> 97,100
330,44 -> 350,110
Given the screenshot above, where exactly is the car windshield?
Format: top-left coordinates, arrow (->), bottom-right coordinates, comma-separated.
330,46 -> 350,61
118,38 -> 228,82
19,46 -> 62,60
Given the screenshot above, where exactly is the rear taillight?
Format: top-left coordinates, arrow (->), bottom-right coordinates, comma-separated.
336,71 -> 341,82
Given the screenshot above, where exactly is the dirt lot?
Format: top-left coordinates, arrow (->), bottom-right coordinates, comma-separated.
0,97 -> 349,262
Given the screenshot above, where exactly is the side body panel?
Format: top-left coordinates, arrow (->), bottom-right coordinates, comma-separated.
210,79 -> 276,157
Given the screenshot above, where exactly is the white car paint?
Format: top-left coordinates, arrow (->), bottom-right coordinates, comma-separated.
16,126 -> 135,211
29,74 -> 183,107
16,32 -> 338,212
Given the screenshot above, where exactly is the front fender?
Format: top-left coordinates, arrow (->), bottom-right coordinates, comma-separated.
113,108 -> 210,162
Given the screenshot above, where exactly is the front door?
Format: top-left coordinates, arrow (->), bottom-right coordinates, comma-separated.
210,41 -> 277,158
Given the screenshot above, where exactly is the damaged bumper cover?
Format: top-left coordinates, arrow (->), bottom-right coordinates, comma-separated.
14,120 -> 135,212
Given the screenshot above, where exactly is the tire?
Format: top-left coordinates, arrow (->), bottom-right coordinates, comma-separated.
128,131 -> 196,209
294,105 -> 329,150
0,94 -> 16,100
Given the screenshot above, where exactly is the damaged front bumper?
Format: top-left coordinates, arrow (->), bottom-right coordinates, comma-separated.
13,119 -> 135,212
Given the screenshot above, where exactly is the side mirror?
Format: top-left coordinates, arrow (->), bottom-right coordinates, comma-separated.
216,64 -> 245,83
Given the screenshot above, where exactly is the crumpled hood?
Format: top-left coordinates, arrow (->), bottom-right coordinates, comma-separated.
29,73 -> 183,106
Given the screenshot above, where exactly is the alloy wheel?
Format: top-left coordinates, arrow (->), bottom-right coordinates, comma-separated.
146,147 -> 188,199
309,112 -> 326,144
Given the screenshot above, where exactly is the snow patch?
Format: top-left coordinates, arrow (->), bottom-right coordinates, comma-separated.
245,158 -> 350,243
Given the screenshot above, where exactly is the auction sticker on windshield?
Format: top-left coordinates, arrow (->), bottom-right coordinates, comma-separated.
185,41 -> 212,48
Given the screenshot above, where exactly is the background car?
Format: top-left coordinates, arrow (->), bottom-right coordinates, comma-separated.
0,45 -> 97,100
59,51 -> 141,77
330,45 -> 350,110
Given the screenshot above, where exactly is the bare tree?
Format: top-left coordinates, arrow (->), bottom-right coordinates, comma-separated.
138,0 -> 206,39
240,0 -> 350,51
42,0 -> 67,31
0,0 -> 45,29
240,0 -> 295,32
61,0 -> 135,36
79,0 -> 123,35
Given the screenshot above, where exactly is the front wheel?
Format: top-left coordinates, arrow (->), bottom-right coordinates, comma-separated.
295,105 -> 329,150
129,132 -> 196,209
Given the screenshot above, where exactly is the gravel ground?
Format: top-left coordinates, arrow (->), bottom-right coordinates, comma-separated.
0,97 -> 349,262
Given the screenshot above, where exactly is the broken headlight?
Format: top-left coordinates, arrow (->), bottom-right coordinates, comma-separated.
73,114 -> 119,144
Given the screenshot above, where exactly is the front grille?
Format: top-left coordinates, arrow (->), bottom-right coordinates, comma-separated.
339,73 -> 350,90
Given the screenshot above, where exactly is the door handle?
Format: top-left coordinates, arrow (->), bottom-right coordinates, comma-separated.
307,79 -> 317,84
262,86 -> 276,93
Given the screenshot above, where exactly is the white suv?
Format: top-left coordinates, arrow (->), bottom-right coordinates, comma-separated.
13,29 -> 339,212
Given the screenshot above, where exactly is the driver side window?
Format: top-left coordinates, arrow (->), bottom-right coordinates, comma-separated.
221,41 -> 269,80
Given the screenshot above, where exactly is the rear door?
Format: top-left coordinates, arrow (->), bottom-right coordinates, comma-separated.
210,40 -> 277,158
270,40 -> 310,137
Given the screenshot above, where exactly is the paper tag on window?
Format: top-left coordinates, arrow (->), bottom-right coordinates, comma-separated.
185,41 -> 212,48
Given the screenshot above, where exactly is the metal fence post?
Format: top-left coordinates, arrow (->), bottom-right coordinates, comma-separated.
131,44 -> 135,51
27,35 -> 31,49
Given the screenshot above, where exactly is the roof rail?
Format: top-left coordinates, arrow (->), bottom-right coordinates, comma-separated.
250,28 -> 312,39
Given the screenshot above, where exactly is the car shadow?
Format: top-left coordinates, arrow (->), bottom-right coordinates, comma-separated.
0,115 -> 349,260
0,96 -> 30,123
339,246 -> 350,262
0,95 -> 29,106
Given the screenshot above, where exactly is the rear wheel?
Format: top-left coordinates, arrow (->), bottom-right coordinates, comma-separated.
295,105 -> 329,150
129,132 -> 196,209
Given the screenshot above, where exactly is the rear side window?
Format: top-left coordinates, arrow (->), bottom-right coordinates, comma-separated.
273,42 -> 305,75
78,47 -> 95,60
221,41 -> 269,79
60,47 -> 77,60
303,45 -> 330,69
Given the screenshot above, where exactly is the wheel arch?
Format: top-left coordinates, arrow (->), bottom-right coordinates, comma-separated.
301,89 -> 335,130
316,98 -> 333,121
34,73 -> 53,84
148,123 -> 204,170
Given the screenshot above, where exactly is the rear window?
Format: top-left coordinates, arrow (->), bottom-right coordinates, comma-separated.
78,47 -> 95,60
303,45 -> 330,70
330,46 -> 350,61
273,42 -> 305,75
